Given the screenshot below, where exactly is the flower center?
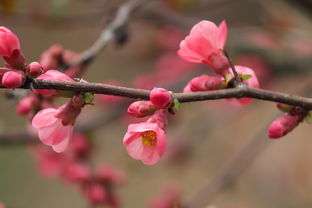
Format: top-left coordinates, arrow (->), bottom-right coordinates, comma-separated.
141,131 -> 157,146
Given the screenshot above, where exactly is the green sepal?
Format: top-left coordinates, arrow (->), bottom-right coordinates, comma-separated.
173,99 -> 181,111
305,112 -> 312,124
241,74 -> 252,81
83,92 -> 94,104
225,73 -> 232,85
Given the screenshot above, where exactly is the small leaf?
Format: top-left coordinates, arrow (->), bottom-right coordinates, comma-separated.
83,92 -> 94,104
305,113 -> 312,124
173,99 -> 181,111
241,74 -> 252,81
225,73 -> 232,84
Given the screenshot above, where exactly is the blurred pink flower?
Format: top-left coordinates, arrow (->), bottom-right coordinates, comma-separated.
0,26 -> 20,58
178,20 -> 228,75
123,122 -> 167,165
62,163 -> 91,183
149,184 -> 180,208
84,183 -> 107,205
156,25 -> 186,50
35,70 -> 74,97
16,95 -> 39,115
268,114 -> 302,139
96,164 -> 127,185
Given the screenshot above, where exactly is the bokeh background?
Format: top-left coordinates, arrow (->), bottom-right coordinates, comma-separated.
0,0 -> 312,207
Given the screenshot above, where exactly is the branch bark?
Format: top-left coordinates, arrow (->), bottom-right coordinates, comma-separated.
27,79 -> 312,110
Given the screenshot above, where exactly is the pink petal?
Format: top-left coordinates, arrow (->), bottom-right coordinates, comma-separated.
218,20 -> 228,48
126,137 -> 144,160
52,127 -> 73,153
32,108 -> 58,128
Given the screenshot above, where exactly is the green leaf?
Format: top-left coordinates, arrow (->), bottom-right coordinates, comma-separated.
83,92 -> 94,104
241,74 -> 252,81
225,73 -> 232,84
173,99 -> 181,111
305,113 -> 312,124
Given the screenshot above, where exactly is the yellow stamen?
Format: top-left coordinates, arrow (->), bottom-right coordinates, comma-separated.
141,131 -> 157,146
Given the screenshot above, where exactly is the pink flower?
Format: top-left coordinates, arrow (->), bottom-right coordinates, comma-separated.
35,70 -> 74,97
0,26 -> 20,58
1,70 -> 25,88
268,114 -> 302,139
178,20 -> 228,75
39,44 -> 64,71
227,65 -> 260,106
62,163 -> 91,183
16,95 -> 39,115
96,165 -> 126,185
32,103 -> 81,153
123,122 -> 167,165
128,101 -> 157,118
0,202 -> 5,208
150,87 -> 173,109
84,183 -> 107,205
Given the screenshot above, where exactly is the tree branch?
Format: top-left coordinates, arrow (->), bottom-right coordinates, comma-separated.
27,79 -> 312,110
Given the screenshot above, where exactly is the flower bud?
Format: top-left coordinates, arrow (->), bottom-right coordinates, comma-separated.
26,62 -> 44,77
150,87 -> 172,109
63,163 -> 91,183
16,95 -> 39,115
268,115 -> 302,139
0,26 -> 20,58
84,184 -> 107,205
189,75 -> 224,92
2,70 -> 25,88
127,101 -> 157,117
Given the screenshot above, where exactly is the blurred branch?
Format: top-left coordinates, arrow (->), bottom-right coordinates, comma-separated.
68,0 -> 152,67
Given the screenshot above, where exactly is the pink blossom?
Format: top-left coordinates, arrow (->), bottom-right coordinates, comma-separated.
123,122 -> 167,165
149,184 -> 180,208
32,104 -> 79,153
0,26 -> 20,58
39,44 -> 64,71
156,25 -> 186,50
178,20 -> 229,75
128,101 -> 157,118
84,183 -> 107,205
150,87 -> 172,109
62,163 -> 91,183
16,95 -> 39,115
96,164 -> 127,185
187,75 -> 224,92
26,62 -> 44,78
0,202 -> 5,208
71,133 -> 90,157
268,114 -> 302,139
227,65 -> 260,106
1,70 -> 25,88
35,70 -> 74,97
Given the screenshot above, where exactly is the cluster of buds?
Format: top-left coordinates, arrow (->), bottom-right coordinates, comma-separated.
32,133 -> 126,207
123,87 -> 175,165
268,103 -> 309,139
178,20 -> 260,106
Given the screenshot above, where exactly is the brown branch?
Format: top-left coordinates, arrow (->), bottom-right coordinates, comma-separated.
27,79 -> 312,110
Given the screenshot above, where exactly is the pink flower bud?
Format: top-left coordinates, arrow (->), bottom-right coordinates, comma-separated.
63,163 -> 91,183
178,20 -> 229,75
71,133 -> 90,157
26,62 -> 44,77
96,165 -> 126,185
84,183 -> 107,205
0,26 -> 20,58
188,75 -> 224,92
150,87 -> 172,109
2,70 -> 25,88
128,101 -> 157,118
268,115 -> 302,139
16,95 -> 39,115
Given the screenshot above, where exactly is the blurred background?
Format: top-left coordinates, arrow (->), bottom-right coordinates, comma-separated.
0,0 -> 312,207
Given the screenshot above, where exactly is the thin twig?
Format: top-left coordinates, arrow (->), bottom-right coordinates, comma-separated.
224,50 -> 242,86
